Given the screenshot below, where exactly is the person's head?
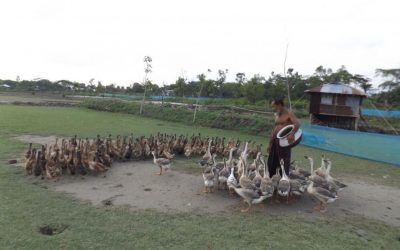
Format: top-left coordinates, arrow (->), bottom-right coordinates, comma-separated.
271,97 -> 284,112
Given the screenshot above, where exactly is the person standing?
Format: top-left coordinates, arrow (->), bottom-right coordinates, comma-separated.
267,97 -> 300,177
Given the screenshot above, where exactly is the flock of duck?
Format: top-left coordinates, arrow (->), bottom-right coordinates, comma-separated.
23,133 -> 346,213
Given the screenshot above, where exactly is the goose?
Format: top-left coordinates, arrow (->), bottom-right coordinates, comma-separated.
25,143 -> 32,160
45,156 -> 58,179
239,158 -> 256,190
162,148 -> 175,160
200,140 -> 212,161
231,186 -> 269,212
33,151 -> 42,176
259,158 -> 274,197
293,161 -> 311,178
212,154 -> 225,171
75,150 -> 88,176
86,152 -> 108,173
225,147 -> 236,167
307,180 -> 338,212
271,168 -> 281,190
304,156 -> 334,192
198,147 -> 213,167
25,148 -> 36,175
248,159 -> 257,180
252,162 -> 263,188
315,154 -> 327,178
324,159 -> 347,190
184,144 -> 192,158
151,151 -> 171,175
218,158 -> 229,190
227,166 -> 238,196
289,179 -> 305,197
240,141 -> 249,165
248,152 -> 261,172
202,167 -> 217,193
277,159 -> 290,203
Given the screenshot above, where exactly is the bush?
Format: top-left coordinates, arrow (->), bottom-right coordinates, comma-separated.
80,99 -> 275,136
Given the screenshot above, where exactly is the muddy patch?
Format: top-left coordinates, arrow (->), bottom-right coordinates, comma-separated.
38,224 -> 69,236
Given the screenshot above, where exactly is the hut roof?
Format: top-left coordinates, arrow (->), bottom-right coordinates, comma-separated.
305,83 -> 366,96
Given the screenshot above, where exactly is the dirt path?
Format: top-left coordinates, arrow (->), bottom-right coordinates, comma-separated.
17,135 -> 400,227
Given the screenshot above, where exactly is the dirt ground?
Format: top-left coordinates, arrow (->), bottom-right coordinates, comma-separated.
17,135 -> 400,227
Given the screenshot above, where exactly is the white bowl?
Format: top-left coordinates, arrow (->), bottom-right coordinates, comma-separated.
277,125 -> 302,148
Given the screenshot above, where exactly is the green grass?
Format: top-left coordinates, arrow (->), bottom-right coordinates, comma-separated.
0,104 -> 399,249
2,104 -> 398,187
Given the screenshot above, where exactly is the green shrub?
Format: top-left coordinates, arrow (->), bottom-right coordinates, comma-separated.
80,100 -> 275,136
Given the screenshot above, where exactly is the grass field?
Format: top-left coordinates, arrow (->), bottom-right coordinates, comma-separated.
0,105 -> 399,249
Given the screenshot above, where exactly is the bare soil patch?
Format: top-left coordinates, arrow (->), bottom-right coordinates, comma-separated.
17,135 -> 400,227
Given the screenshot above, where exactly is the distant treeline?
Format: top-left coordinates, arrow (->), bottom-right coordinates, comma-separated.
1,66 -> 399,107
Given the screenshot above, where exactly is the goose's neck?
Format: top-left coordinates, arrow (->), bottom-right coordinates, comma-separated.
321,157 -> 326,171
228,149 -> 233,162
280,164 -> 288,179
255,166 -> 261,177
326,162 -> 332,175
263,161 -> 268,178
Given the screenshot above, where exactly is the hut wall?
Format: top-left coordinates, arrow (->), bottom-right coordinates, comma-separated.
309,93 -> 321,114
309,93 -> 362,117
311,114 -> 356,130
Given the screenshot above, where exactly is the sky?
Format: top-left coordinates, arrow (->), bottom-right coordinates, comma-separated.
0,0 -> 399,88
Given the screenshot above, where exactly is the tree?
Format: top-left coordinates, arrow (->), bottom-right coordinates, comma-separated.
215,69 -> 228,97
131,82 -> 144,93
174,77 -> 186,97
376,68 -> 400,91
351,74 -> 371,93
96,81 -> 104,93
140,56 -> 152,115
376,68 -> 400,106
235,72 -> 246,84
286,69 -> 307,100
243,74 -> 265,104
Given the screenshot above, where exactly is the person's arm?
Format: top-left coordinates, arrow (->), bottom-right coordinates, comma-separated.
289,112 -> 300,132
287,112 -> 300,144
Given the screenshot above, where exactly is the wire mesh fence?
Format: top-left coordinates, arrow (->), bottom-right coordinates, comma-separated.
301,123 -> 400,166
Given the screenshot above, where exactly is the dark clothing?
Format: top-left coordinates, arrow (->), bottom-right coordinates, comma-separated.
268,138 -> 291,177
